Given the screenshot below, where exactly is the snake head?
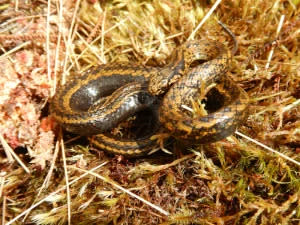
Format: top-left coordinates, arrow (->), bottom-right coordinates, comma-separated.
148,66 -> 183,96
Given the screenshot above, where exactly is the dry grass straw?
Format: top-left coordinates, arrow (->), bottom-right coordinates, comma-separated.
0,0 -> 300,224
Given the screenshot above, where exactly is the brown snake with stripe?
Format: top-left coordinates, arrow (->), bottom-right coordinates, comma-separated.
158,40 -> 249,143
50,23 -> 249,156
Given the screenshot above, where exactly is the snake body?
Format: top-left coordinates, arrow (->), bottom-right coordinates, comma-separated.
158,40 -> 249,142
50,65 -> 158,135
50,57 -> 187,156
50,25 -> 249,156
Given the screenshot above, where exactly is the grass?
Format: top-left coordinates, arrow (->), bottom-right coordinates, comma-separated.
0,0 -> 299,224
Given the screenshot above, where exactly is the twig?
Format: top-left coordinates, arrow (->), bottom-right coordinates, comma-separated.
0,174 -> 5,198
39,141 -> 59,191
0,134 -> 13,162
265,15 -> 285,69
235,131 -> 300,166
2,196 -> 6,225
282,99 -> 300,113
187,0 -> 222,41
0,41 -> 30,59
60,134 -> 71,225
14,0 -> 18,11
0,134 -> 30,173
46,0 -> 52,83
100,10 -> 106,64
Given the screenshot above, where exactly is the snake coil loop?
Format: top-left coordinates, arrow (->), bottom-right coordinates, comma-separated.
50,24 -> 249,157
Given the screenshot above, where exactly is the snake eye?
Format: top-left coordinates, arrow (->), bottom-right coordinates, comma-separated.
138,92 -> 156,105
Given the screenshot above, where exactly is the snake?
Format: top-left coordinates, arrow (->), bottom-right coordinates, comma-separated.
158,40 -> 249,143
50,23 -> 249,156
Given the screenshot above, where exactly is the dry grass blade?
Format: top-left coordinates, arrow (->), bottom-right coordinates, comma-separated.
2,196 -> 6,225
68,166 -> 170,216
265,15 -> 285,69
1,0 -> 299,224
46,0 -> 52,83
235,131 -> 300,166
5,162 -> 108,225
52,0 -> 64,96
61,0 -> 81,85
0,41 -> 30,59
20,141 -> 60,223
188,0 -> 223,41
60,135 -> 71,225
136,154 -> 196,173
0,175 -> 4,198
0,134 -> 30,173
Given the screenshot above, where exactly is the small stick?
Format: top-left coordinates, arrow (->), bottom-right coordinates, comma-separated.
235,131 -> 300,167
265,15 -> 285,69
0,134 -> 30,173
188,0 -> 223,41
60,135 -> 71,225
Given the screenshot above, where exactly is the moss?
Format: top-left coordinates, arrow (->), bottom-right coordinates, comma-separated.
0,0 -> 299,224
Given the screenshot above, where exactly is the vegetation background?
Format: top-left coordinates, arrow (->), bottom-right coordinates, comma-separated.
0,0 -> 299,224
